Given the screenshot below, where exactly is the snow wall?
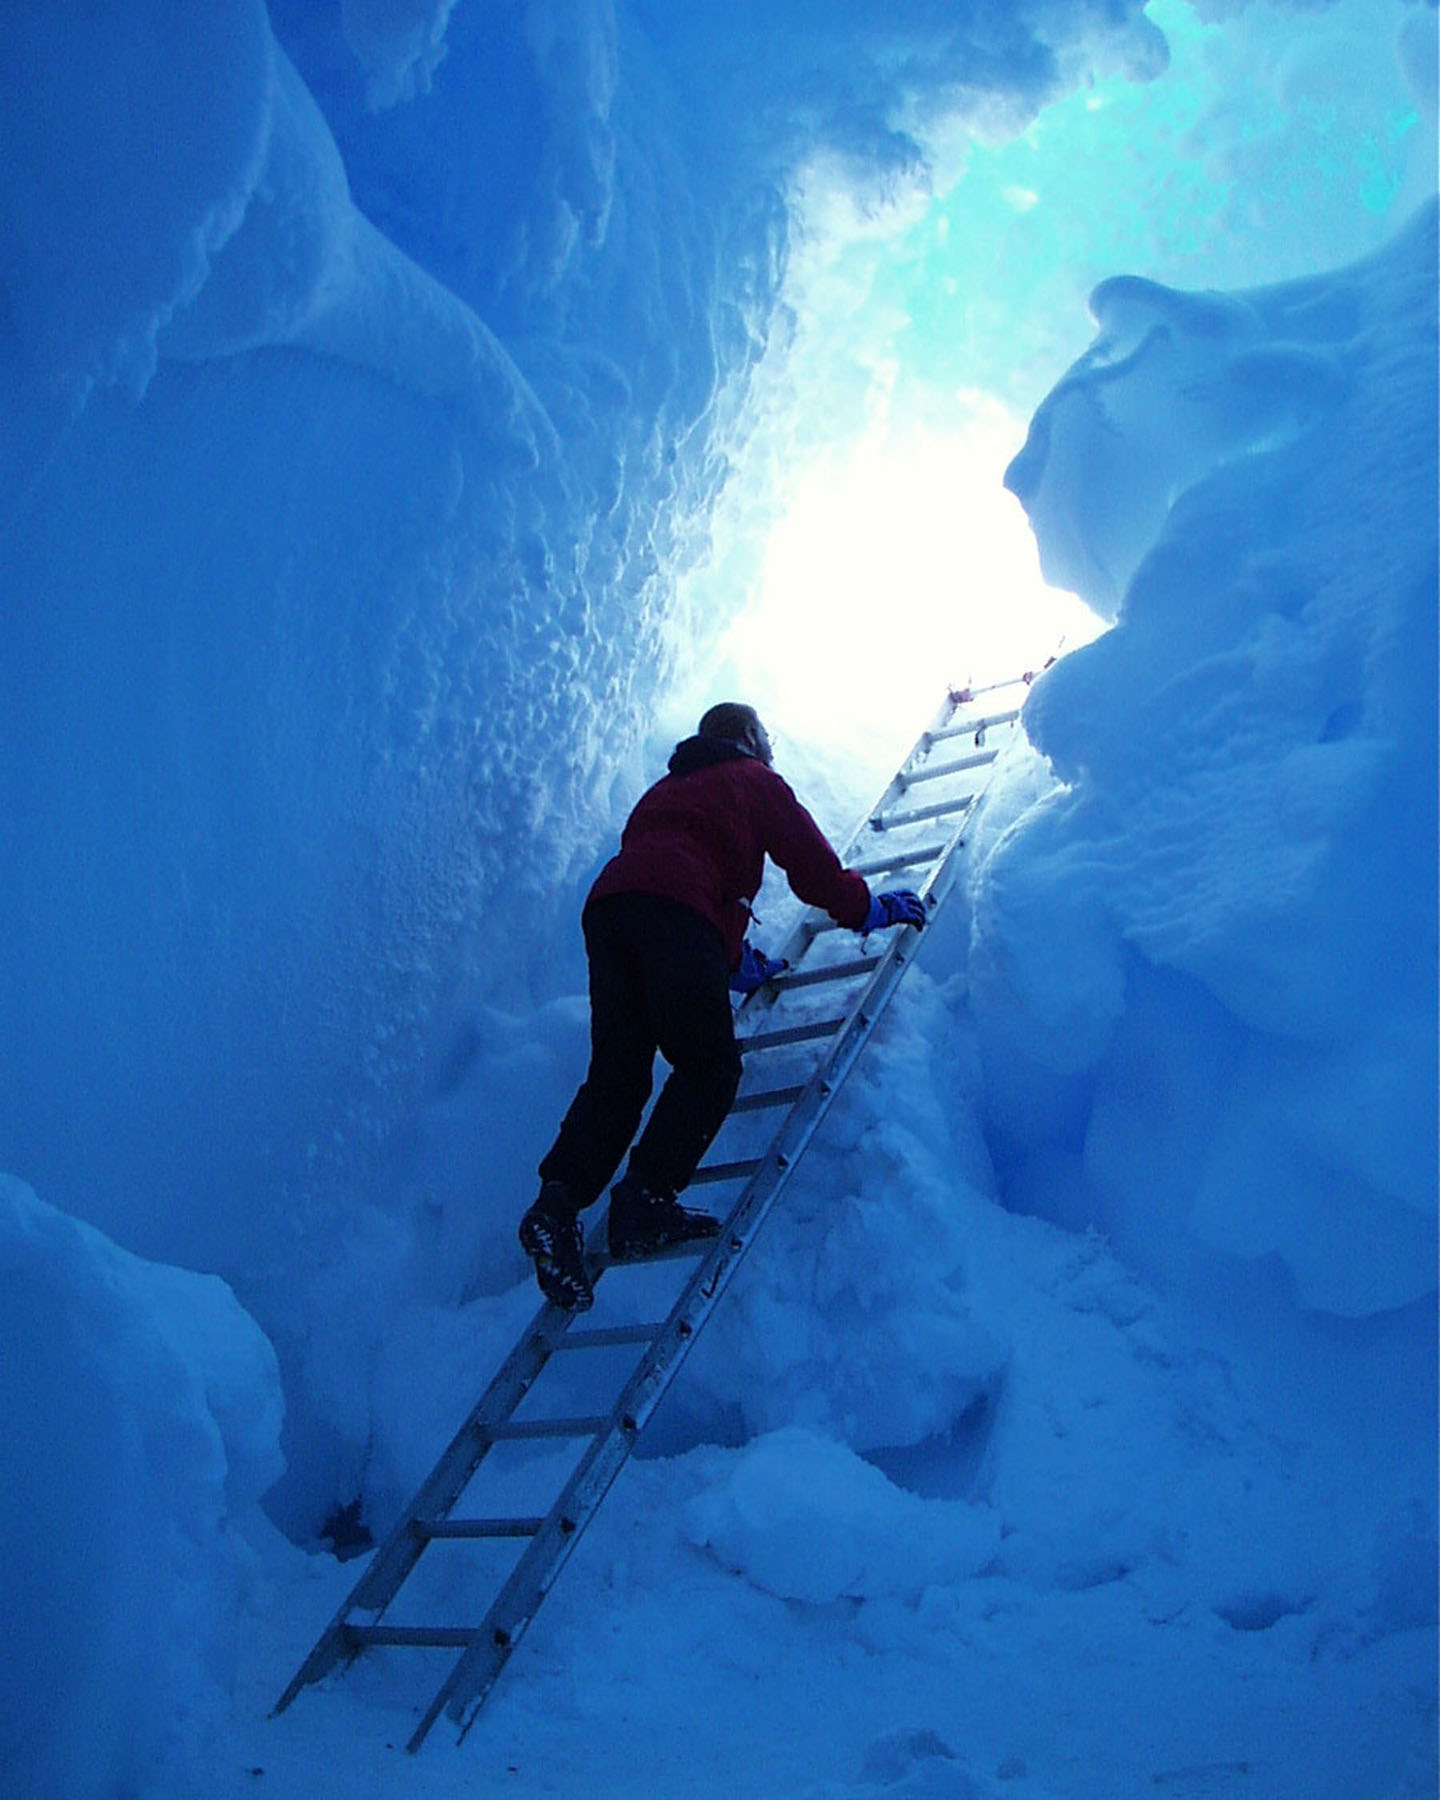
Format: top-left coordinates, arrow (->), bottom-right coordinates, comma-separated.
986,203 -> 1438,1325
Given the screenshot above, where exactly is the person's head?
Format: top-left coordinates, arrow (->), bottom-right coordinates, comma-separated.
698,701 -> 773,766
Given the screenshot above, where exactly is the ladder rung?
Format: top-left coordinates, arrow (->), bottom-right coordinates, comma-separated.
770,955 -> 880,991
342,1625 -> 476,1649
731,1083 -> 806,1113
482,1416 -> 609,1442
900,749 -> 997,786
954,675 -> 1036,701
547,1323 -> 666,1350
738,1017 -> 846,1052
871,794 -> 974,832
689,1158 -> 763,1185
593,1238 -> 715,1270
850,842 -> 946,878
416,1517 -> 545,1540
926,708 -> 1019,744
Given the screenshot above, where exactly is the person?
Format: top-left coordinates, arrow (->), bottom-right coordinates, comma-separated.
518,702 -> 926,1311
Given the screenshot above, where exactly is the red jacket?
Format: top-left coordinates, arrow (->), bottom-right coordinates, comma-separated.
586,738 -> 872,965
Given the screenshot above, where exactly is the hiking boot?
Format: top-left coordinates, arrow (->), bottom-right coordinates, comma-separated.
518,1182 -> 594,1312
607,1175 -> 721,1261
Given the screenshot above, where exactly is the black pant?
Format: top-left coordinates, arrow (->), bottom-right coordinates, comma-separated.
538,892 -> 743,1215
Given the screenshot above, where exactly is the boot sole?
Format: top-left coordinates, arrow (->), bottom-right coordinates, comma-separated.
519,1220 -> 595,1313
528,1257 -> 595,1311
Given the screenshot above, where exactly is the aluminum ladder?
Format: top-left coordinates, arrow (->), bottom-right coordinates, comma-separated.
274,672 -> 1038,1751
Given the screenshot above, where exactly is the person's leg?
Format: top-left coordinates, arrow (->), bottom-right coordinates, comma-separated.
624,899 -> 742,1198
524,897 -> 660,1309
536,895 -> 658,1215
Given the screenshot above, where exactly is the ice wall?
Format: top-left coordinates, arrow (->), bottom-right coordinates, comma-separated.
0,0 -> 1156,1490
982,202 -> 1438,1324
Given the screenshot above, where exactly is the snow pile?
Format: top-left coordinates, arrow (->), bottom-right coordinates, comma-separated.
983,201 -> 1438,1319
0,1176 -> 283,1799
684,1426 -> 1001,1605
670,992 -> 1405,1633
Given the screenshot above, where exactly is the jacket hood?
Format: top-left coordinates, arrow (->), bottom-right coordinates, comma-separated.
667,735 -> 759,777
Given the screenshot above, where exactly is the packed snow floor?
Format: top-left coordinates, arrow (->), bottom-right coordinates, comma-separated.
239,1429 -> 1435,1800
224,1133 -> 1435,1800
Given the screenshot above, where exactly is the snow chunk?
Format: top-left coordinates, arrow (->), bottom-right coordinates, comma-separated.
0,0 -> 548,440
0,1174 -> 283,1796
684,1426 -> 1001,1604
1005,278 -> 1347,621
848,1727 -> 1002,1800
157,22 -> 557,441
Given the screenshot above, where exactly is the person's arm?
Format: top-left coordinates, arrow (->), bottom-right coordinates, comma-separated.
759,771 -> 872,928
761,770 -> 927,936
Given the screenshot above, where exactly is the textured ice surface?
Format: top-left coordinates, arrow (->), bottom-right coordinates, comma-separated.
986,203 -> 1438,1316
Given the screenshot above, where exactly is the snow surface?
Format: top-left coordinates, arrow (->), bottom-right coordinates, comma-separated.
991,205 -> 1439,1318
0,1174 -> 283,1798
0,1 -> 1435,1797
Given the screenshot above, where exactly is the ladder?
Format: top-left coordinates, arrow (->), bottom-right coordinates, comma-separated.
274,673 -> 1038,1751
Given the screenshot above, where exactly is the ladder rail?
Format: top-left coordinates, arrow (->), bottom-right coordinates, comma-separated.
441,869 -> 958,1742
275,669 -> 1040,1744
273,1288 -> 583,1707
439,792 -> 989,1742
836,676 -> 1032,864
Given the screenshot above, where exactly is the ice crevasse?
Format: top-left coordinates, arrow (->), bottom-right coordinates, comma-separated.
0,5 -> 1433,1793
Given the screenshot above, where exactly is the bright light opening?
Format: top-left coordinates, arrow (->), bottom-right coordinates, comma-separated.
715,400 -> 1100,755
660,0 -> 1427,787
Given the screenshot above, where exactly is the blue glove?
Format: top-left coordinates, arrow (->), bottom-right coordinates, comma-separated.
861,889 -> 926,933
729,943 -> 789,994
